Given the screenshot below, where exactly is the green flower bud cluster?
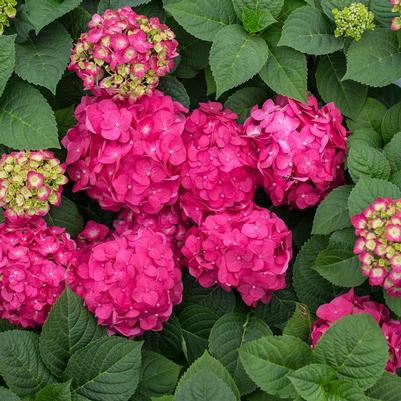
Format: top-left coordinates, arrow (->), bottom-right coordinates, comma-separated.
332,3 -> 375,41
0,0 -> 16,35
0,150 -> 68,219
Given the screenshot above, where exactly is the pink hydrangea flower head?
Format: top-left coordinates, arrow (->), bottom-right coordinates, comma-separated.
311,289 -> 401,373
244,95 -> 349,209
69,6 -> 179,101
180,102 -> 258,223
391,1 -> 401,30
0,150 -> 67,220
181,202 -> 292,306
352,197 -> 401,297
62,91 -> 187,214
0,217 -> 76,328
68,227 -> 183,337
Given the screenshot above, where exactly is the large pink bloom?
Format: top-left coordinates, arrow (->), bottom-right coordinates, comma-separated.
62,91 -> 187,214
181,202 -> 292,306
244,96 -> 349,209
0,217 -> 76,328
180,102 -> 258,223
69,6 -> 179,101
68,223 -> 183,338
311,289 -> 401,373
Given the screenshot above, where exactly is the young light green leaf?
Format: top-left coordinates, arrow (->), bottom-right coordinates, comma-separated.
316,52 -> 367,119
283,303 -> 312,341
25,0 -> 82,33
347,98 -> 387,133
259,45 -> 307,102
0,331 -> 55,396
348,176 -> 401,217
98,0 -> 151,14
381,102 -> 401,144
278,6 -> 343,55
367,372 -> 401,401
64,337 -> 142,401
158,76 -> 190,109
0,80 -> 59,150
0,35 -> 16,98
40,286 -> 105,377
15,23 -> 72,94
164,0 -> 237,42
344,29 -> 401,88
242,7 -> 276,33
210,24 -> 269,97
313,314 -> 388,390
0,387 -> 22,401
35,382 -> 72,401
239,335 -> 311,398
384,133 -> 401,172
209,313 -> 272,395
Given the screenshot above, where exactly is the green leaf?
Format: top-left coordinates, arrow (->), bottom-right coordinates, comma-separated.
313,314 -> 388,390
259,45 -> 307,102
0,35 -> 16,98
151,397 -> 173,401
326,381 -> 370,401
347,98 -> 387,133
247,391 -> 290,401
293,236 -> 339,312
343,29 -> 401,88
347,128 -> 383,150
0,331 -> 55,396
367,372 -> 401,401
35,382 -> 72,401
381,102 -> 401,144
283,303 -> 312,341
45,196 -> 84,238
239,335 -> 311,398
384,133 -> 401,172
64,337 -> 142,401
164,0 -> 237,42
313,246 -> 365,287
0,319 -> 17,332
179,305 -> 219,363
98,0 -> 152,14
383,291 -> 401,318
288,364 -> 337,401
40,286 -> 105,378
158,76 -> 190,109
316,52 -> 367,119
0,387 -> 22,401
348,176 -> 401,217
15,22 -> 72,94
312,185 -> 353,236
210,24 -> 269,98
25,0 -> 82,33
61,6 -> 91,41
209,313 -> 272,395
232,0 -> 284,19
347,145 -> 391,183
137,351 -> 180,398
0,80 -> 59,150
278,6 -> 343,55
370,0 -> 396,27
242,7 -> 276,33
390,170 -> 401,191
225,87 -> 268,123
55,106 -> 76,139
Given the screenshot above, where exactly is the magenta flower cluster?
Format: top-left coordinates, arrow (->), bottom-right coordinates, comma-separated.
311,289 -> 401,372
352,197 -> 401,297
182,204 -> 292,306
68,222 -> 182,337
68,6 -> 178,101
0,217 -> 76,328
244,96 -> 348,209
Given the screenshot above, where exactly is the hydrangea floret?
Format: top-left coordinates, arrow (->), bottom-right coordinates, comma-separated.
180,102 -> 258,224
0,217 -> 76,328
69,6 -> 179,101
332,3 -> 375,41
181,202 -> 292,306
352,197 -> 401,297
391,0 -> 401,30
68,223 -> 183,337
62,91 -> 187,214
0,0 -> 16,35
244,95 -> 348,209
311,289 -> 401,373
0,150 -> 68,220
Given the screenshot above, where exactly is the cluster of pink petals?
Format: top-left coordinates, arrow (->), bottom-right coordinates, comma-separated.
0,217 -> 76,328
69,6 -> 178,101
311,289 -> 401,373
68,222 -> 183,337
180,102 -> 258,223
181,203 -> 292,306
244,95 -> 348,209
352,197 -> 401,297
62,90 -> 187,214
